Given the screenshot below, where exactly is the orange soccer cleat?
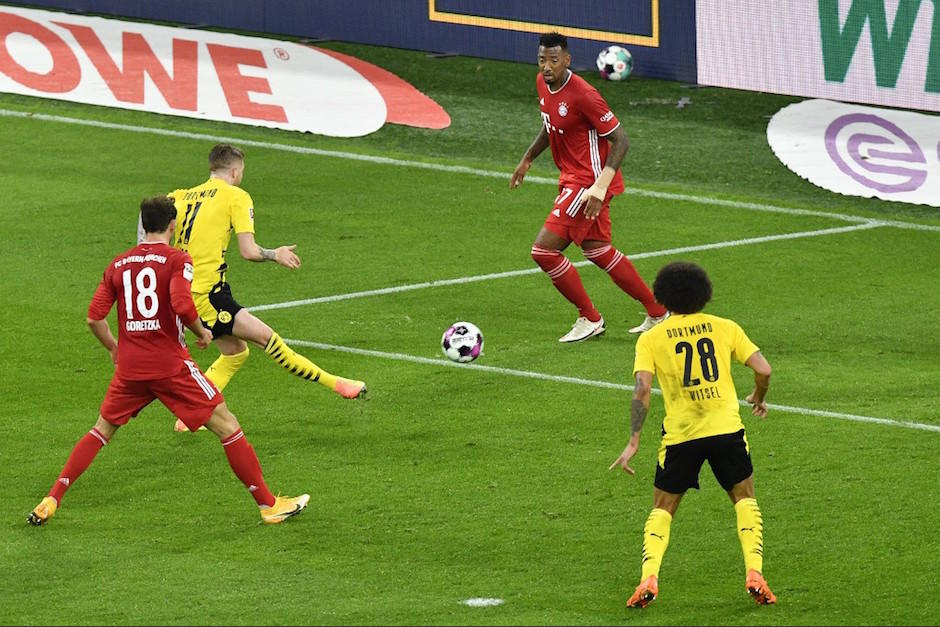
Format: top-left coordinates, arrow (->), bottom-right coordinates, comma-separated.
334,378 -> 367,399
626,575 -> 658,609
746,569 -> 777,605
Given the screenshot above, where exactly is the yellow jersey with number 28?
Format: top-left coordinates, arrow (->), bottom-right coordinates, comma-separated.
633,312 -> 760,447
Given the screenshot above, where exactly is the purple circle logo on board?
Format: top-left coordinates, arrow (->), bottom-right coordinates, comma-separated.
824,113 -> 927,193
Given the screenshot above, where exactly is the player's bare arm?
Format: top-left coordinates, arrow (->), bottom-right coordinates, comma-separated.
609,370 -> 653,475
236,231 -> 301,269
584,126 -> 630,218
744,351 -> 772,418
511,127 -> 550,189
87,316 -> 118,364
186,320 -> 213,349
179,314 -> 212,349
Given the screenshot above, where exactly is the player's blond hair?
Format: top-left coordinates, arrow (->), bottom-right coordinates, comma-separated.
209,144 -> 244,172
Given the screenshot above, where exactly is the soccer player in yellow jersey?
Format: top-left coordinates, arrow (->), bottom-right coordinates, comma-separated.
609,261 -> 777,608
159,144 -> 366,432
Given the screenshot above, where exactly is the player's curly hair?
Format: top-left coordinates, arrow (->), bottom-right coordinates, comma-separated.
209,143 -> 245,172
139,195 -> 177,234
652,261 -> 713,314
539,32 -> 568,50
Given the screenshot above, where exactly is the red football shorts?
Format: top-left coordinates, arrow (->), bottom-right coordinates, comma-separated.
99,360 -> 222,430
543,184 -> 614,246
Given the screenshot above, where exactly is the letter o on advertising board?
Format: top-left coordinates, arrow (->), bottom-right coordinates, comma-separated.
0,12 -> 80,92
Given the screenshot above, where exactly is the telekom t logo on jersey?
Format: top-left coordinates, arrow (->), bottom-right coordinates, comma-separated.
540,111 -> 566,135
0,11 -> 286,122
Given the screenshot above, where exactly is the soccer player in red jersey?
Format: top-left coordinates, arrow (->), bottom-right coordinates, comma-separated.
28,196 -> 309,526
511,32 -> 669,343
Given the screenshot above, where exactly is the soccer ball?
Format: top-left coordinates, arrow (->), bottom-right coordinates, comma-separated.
441,321 -> 484,363
596,46 -> 633,81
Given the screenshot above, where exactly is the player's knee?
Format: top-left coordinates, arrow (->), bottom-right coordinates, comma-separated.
531,244 -> 563,271
729,476 -> 756,502
583,244 -> 615,267
94,416 -> 118,440
232,309 -> 271,344
652,488 -> 683,514
207,403 -> 240,438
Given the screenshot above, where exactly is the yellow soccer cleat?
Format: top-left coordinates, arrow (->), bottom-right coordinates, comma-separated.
28,496 -> 58,526
260,494 -> 311,524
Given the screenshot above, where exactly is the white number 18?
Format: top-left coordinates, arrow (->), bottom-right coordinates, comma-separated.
122,267 -> 159,319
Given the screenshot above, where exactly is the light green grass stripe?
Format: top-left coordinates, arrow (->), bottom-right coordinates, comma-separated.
3,108 -> 938,233
288,338 -> 940,433
250,222 -> 884,311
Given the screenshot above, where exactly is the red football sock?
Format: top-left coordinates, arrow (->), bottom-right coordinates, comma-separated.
48,428 -> 109,504
584,245 -> 667,317
531,245 -> 601,321
221,430 -> 276,508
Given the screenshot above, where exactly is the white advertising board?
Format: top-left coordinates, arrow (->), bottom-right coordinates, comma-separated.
697,1 -> 940,112
0,6 -> 387,136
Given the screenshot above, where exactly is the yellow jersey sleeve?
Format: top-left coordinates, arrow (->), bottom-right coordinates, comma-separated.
730,320 -> 760,365
231,189 -> 255,235
633,332 -> 655,376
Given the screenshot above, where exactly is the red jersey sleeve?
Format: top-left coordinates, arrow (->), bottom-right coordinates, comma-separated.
87,267 -> 116,321
580,87 -> 621,137
169,253 -> 199,326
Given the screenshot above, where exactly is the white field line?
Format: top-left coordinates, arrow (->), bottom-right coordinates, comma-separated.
288,339 -> 940,434
11,109 -> 937,433
4,108 -> 940,233
250,222 -> 884,311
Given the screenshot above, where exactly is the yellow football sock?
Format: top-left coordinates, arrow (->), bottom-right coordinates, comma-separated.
640,508 -> 672,580
735,497 -> 765,574
205,348 -> 249,392
263,332 -> 338,390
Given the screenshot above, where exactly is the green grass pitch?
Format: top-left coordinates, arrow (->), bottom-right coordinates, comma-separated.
0,38 -> 938,626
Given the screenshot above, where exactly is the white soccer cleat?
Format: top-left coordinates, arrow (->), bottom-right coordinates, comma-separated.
559,316 -> 606,343
629,312 -> 670,334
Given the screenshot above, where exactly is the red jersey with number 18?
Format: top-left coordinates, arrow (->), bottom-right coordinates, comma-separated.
535,70 -> 625,193
88,241 -> 200,381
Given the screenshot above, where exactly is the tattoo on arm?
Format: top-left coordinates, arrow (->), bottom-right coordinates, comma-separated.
630,398 -> 648,435
259,246 -> 276,261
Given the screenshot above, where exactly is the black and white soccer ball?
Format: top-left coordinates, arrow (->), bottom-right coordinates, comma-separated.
441,321 -> 484,363
596,45 -> 633,81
